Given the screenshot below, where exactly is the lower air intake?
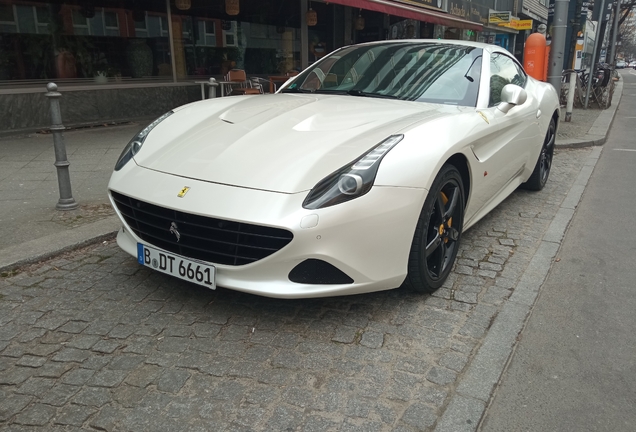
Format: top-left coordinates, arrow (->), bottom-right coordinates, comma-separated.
289,259 -> 354,285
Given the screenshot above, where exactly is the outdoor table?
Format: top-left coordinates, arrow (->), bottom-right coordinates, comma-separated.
268,76 -> 291,93
193,79 -> 233,98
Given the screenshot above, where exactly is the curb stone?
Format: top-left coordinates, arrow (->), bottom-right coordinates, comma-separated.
0,216 -> 120,273
434,145 -> 604,432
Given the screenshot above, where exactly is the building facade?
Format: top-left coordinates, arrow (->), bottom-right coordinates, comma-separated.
0,0 -> 521,132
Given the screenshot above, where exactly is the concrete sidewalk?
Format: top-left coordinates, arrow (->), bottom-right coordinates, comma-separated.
0,78 -> 624,273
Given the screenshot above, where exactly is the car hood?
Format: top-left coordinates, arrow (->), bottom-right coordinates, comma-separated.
134,94 -> 450,194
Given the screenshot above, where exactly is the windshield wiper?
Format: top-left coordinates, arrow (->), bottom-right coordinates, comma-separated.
280,88 -> 313,93
346,90 -> 398,99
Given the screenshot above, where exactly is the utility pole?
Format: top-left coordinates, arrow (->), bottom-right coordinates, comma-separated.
548,0 -> 571,94
585,0 -> 606,108
609,0 -> 622,67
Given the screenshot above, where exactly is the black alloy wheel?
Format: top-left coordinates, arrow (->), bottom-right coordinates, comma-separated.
522,117 -> 556,191
404,164 -> 465,293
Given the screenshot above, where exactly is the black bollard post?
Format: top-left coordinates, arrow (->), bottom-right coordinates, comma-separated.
45,82 -> 79,211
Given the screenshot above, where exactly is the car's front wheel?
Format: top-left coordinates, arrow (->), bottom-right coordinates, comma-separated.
403,164 -> 465,293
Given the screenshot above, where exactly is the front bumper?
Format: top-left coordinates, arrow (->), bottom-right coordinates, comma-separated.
108,164 -> 426,298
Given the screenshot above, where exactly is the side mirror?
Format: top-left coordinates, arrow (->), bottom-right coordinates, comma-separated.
497,84 -> 527,114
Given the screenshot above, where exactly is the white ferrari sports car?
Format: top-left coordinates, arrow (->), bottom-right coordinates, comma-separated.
108,40 -> 559,299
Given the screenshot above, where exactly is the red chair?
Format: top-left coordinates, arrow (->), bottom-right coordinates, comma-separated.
225,69 -> 262,95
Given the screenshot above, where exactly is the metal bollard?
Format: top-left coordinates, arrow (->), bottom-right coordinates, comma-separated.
208,77 -> 218,98
45,82 -> 79,211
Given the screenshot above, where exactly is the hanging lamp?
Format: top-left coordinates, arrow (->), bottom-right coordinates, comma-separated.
175,0 -> 191,11
306,2 -> 317,26
354,9 -> 365,30
225,0 -> 239,15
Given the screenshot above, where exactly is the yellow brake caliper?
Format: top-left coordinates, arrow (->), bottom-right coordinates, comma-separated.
440,192 -> 451,243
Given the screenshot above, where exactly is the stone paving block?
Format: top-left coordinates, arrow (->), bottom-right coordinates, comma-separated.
57,320 -> 90,334
0,366 -> 36,385
0,394 -> 32,422
54,403 -> 98,426
84,320 -> 118,336
426,366 -> 457,386
33,315 -> 71,331
400,402 -> 437,430
345,397 -> 374,418
0,323 -> 22,341
264,405 -> 304,431
282,386 -> 316,409
14,311 -> 45,326
210,380 -> 246,401
61,367 -> 95,386
91,339 -> 121,354
35,362 -> 72,378
301,414 -> 343,432
107,354 -> 144,370
332,325 -> 359,344
360,331 -> 384,349
73,386 -> 113,407
17,328 -> 47,344
124,363 -> 162,388
439,352 -> 469,373
88,404 -> 121,431
13,403 -> 56,426
41,383 -> 81,406
88,370 -> 129,388
112,384 -> 147,408
52,347 -> 90,363
81,355 -> 112,370
65,334 -> 100,350
108,324 -> 137,339
16,354 -> 47,368
157,368 -> 191,393
157,336 -> 189,353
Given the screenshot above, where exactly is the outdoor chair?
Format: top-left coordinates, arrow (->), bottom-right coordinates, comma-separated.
224,69 -> 262,95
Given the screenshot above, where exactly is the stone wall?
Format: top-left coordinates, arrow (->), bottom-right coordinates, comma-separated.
0,85 -> 201,134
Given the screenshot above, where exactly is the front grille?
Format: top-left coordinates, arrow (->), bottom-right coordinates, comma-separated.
111,191 -> 293,266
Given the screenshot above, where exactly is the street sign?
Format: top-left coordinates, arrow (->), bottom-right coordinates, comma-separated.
498,19 -> 533,30
489,11 -> 511,23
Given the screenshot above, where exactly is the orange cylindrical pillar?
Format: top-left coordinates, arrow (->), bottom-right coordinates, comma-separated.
523,33 -> 547,81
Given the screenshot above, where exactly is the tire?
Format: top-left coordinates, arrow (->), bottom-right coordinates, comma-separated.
403,164 -> 465,293
522,117 -> 556,191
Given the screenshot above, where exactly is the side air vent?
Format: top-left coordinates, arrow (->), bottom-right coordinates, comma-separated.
289,259 -> 354,284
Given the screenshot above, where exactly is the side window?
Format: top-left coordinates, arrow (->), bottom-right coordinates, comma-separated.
489,53 -> 527,107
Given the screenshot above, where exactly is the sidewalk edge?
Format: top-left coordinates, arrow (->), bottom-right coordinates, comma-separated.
433,145 -> 604,431
0,216 -> 120,274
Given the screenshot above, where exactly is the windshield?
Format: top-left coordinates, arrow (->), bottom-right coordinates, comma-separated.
283,42 -> 482,107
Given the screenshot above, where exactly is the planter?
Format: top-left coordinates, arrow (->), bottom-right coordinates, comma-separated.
126,39 -> 153,78
56,50 -> 77,79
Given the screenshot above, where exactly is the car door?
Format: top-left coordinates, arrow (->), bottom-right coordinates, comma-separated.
470,52 -> 540,208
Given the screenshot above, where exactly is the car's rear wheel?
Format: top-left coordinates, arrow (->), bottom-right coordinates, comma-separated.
522,117 -> 556,191
403,164 -> 465,293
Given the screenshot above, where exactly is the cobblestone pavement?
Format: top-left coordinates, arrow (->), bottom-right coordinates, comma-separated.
0,147 -> 592,432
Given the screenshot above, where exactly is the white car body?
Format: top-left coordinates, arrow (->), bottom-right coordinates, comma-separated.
108,40 -> 559,298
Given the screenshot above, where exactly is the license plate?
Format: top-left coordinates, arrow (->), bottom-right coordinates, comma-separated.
137,243 -> 216,289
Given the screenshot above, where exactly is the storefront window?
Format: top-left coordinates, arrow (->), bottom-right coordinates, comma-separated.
169,0 -> 301,79
0,0 -> 303,87
0,0 -> 172,85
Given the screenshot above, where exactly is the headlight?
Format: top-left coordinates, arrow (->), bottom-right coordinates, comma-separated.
114,111 -> 173,171
302,135 -> 403,209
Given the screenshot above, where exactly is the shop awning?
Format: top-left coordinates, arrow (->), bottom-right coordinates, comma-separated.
327,0 -> 483,32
